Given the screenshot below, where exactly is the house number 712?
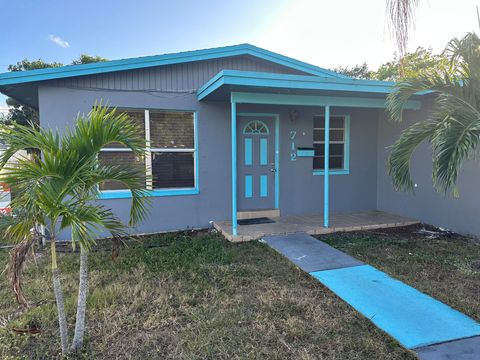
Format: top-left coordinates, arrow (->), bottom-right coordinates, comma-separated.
290,130 -> 297,161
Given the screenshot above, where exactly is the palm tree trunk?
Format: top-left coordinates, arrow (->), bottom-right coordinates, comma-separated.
51,239 -> 69,354
71,247 -> 88,352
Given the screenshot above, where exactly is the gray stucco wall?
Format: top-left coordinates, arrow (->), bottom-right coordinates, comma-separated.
35,53 -> 390,239
39,86 -> 233,239
38,84 -> 380,239
377,101 -> 480,235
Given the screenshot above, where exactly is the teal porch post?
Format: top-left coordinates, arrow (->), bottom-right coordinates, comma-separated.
231,99 -> 238,236
324,105 -> 330,228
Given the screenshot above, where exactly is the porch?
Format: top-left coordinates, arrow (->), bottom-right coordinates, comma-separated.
214,210 -> 419,242
198,70 -> 422,239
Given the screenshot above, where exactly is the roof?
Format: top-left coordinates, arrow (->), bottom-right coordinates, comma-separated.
197,70 -> 397,101
0,43 -> 349,86
197,70 -> 422,109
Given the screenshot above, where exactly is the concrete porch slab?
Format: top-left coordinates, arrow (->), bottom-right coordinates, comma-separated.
214,210 -> 419,242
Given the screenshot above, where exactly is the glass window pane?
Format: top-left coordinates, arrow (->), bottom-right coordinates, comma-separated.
99,151 -> 145,190
313,129 -> 325,142
150,111 -> 194,149
330,144 -> 344,156
313,156 -> 344,170
329,156 -> 344,169
104,110 -> 145,148
314,143 -> 324,156
313,156 -> 324,170
152,152 -> 194,189
330,129 -> 344,142
330,117 -> 344,128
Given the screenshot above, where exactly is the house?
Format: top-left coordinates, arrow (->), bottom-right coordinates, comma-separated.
0,44 -> 478,240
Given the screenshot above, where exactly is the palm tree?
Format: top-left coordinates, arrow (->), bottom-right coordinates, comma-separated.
386,0 -> 419,59
387,32 -> 480,195
0,104 -> 150,354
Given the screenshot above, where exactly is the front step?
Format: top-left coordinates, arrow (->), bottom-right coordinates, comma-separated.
237,208 -> 280,220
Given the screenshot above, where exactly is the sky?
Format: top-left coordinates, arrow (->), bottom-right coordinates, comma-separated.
1,0 -> 479,109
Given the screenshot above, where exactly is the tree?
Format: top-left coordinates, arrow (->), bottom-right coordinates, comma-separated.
386,32 -> 480,196
0,104 -> 149,354
6,59 -> 63,126
332,62 -> 372,79
333,48 -> 448,81
373,47 -> 450,81
386,0 -> 419,59
71,54 -> 108,65
6,55 -> 108,126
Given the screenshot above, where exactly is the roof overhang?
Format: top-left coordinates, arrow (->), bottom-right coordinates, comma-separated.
0,44 -> 348,88
197,70 -> 423,110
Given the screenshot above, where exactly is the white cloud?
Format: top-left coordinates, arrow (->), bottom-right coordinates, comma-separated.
48,34 -> 70,48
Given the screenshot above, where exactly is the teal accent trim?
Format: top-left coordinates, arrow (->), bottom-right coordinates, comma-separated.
230,91 -> 421,110
324,106 -> 330,228
244,138 -> 253,165
197,71 -> 428,103
238,112 -> 280,209
344,115 -> 350,173
194,112 -> 200,192
245,175 -> 253,198
260,175 -> 268,197
0,44 -> 346,86
312,114 -> 350,176
231,99 -> 238,236
313,169 -> 349,176
275,116 -> 279,209
99,188 -> 199,199
297,149 -> 315,157
260,138 -> 268,165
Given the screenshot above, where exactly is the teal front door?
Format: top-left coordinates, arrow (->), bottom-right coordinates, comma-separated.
237,115 -> 276,210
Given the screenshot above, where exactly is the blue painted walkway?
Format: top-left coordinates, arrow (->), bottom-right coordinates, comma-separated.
263,233 -> 480,358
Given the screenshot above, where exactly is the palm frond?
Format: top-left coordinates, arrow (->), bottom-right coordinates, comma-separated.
387,31 -> 480,194
387,119 -> 438,191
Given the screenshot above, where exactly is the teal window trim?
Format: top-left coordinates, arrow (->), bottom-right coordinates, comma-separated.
99,188 -> 200,199
312,115 -> 350,176
100,109 -> 199,200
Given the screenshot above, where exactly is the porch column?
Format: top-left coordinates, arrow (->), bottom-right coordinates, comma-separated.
231,99 -> 238,235
324,105 -> 330,228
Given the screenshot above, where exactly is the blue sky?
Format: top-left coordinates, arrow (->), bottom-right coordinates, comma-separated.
1,0 -> 479,108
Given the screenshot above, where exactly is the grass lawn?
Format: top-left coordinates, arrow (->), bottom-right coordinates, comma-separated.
0,231 -> 415,359
319,224 -> 480,323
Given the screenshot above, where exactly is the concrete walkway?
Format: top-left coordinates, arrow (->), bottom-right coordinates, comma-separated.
263,233 -> 480,359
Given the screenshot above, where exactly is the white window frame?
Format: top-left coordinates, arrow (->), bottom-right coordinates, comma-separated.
99,108 -> 199,199
312,114 -> 350,176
